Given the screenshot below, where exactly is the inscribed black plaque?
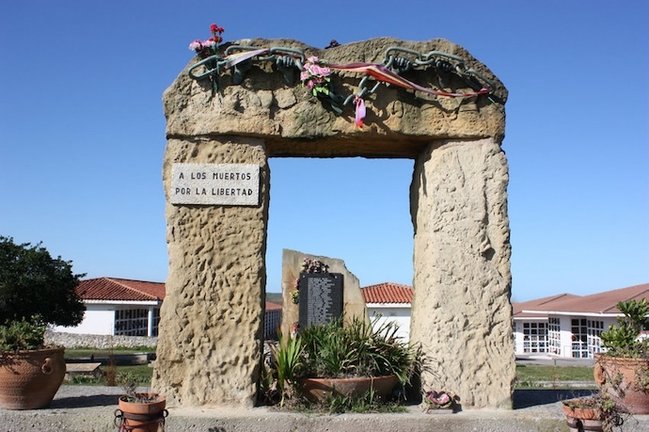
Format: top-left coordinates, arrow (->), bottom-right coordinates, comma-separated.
298,273 -> 344,329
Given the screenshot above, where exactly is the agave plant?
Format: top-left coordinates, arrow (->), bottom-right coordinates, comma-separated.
271,334 -> 304,406
298,317 -> 417,385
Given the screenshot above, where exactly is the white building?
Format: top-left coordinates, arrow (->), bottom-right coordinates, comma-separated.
362,282 -> 412,342
513,282 -> 649,359
53,277 -> 283,340
52,277 -> 164,337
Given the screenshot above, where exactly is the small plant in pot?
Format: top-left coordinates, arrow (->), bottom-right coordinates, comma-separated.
561,393 -> 623,432
115,372 -> 167,432
595,299 -> 649,414
0,236 -> 85,410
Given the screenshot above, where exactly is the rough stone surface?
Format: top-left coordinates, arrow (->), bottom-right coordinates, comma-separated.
160,37 -> 513,409
45,331 -> 156,349
409,137 -> 514,409
164,38 -> 507,158
154,136 -> 269,407
280,249 -> 366,338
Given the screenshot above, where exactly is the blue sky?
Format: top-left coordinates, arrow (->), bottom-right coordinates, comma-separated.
1,1 -> 647,301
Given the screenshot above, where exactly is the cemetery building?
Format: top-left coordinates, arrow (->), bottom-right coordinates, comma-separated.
362,282 -> 413,342
513,282 -> 649,359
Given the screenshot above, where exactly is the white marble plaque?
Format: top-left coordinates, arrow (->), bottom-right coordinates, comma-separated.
170,163 -> 260,206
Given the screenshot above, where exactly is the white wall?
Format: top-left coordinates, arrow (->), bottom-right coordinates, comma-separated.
52,304 -> 115,335
514,320 -> 524,354
557,315 -> 618,358
368,305 -> 411,342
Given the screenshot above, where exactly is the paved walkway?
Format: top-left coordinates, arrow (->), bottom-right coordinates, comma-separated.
1,385 -> 649,432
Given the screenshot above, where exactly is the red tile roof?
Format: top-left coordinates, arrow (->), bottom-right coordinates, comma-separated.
362,282 -> 412,304
266,301 -> 282,311
524,283 -> 649,315
76,277 -> 165,302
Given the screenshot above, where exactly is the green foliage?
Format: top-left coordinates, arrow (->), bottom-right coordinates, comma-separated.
0,318 -> 46,351
601,299 -> 649,357
324,389 -> 406,414
116,371 -> 139,399
563,395 -> 622,432
299,317 -> 417,385
116,370 -> 158,402
272,334 -> 304,406
0,236 -> 85,327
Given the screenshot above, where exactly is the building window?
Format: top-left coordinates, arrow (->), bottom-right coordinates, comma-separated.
571,318 -> 589,358
587,320 -> 604,357
152,308 -> 161,337
522,321 -> 548,353
115,308 -> 149,336
548,317 -> 561,355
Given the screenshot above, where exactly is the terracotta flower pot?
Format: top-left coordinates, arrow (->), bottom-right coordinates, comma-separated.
0,347 -> 66,409
117,393 -> 166,432
300,375 -> 399,403
562,399 -> 603,432
594,353 -> 649,414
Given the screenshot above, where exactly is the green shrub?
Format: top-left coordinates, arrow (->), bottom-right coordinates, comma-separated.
0,318 -> 46,351
601,299 -> 649,357
0,236 -> 85,327
299,317 -> 417,385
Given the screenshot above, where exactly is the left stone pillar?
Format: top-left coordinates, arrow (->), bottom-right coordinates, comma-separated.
154,136 -> 269,407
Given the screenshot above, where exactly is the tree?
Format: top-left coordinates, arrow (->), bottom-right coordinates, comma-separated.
0,236 -> 85,327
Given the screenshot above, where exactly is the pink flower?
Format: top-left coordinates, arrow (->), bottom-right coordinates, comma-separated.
426,390 -> 451,406
290,322 -> 300,338
188,40 -> 203,51
202,39 -> 217,48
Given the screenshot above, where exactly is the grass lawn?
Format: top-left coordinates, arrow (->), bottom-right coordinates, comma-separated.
65,348 -> 155,386
516,365 -> 594,388
65,347 -> 155,358
68,363 -> 595,388
67,364 -> 153,386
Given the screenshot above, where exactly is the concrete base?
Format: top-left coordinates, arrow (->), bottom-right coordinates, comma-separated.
1,386 -> 649,432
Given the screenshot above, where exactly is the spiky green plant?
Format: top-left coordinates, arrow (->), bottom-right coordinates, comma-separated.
272,334 -> 304,406
298,317 -> 417,385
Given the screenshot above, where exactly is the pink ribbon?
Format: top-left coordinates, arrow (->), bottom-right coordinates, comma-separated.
354,96 -> 366,128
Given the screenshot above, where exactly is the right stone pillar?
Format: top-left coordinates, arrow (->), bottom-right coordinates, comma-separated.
410,137 -> 515,409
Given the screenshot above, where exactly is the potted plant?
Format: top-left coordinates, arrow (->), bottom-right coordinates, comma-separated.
277,317 -> 417,405
0,236 -> 85,410
561,394 -> 622,432
0,318 -> 67,409
115,372 -> 167,432
595,299 -> 649,414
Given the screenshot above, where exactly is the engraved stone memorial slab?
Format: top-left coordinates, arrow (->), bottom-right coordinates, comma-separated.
170,163 -> 259,206
298,273 -> 343,328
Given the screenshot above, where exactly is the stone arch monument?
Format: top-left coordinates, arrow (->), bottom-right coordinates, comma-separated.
154,37 -> 514,409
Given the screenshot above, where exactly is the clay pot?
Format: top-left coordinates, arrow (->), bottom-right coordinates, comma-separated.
117,394 -> 166,432
562,399 -> 603,432
299,375 -> 399,403
594,353 -> 649,414
0,347 -> 66,409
